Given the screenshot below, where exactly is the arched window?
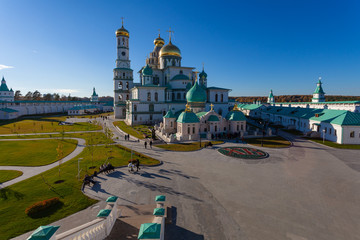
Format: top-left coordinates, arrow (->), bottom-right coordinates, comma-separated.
147,92 -> 151,101
119,82 -> 123,89
172,92 -> 175,100
193,127 -> 195,134
155,92 -> 158,102
221,94 -> 223,102
183,93 -> 186,99
350,131 -> 355,138
215,94 -> 218,102
134,105 -> 137,112
122,38 -> 125,46
117,38 -> 120,46
126,94 -> 129,100
177,93 -> 181,100
170,121 -> 173,127
218,108 -> 222,116
118,95 -> 123,101
126,82 -> 129,89
188,126 -> 190,134
123,73 -> 125,78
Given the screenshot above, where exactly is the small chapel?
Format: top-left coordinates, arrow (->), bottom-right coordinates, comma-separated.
155,80 -> 247,142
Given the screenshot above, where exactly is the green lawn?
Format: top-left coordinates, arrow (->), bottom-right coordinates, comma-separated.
0,170 -> 23,183
0,131 -> 113,146
0,116 -> 101,134
72,112 -> 114,119
308,138 -> 360,149
114,121 -> 153,139
156,141 -> 224,151
246,136 -> 291,148
0,144 -> 160,240
281,129 -> 304,136
0,139 -> 78,166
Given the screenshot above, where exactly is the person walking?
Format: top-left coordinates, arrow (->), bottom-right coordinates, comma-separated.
135,159 -> 140,172
149,140 -> 152,149
127,134 -> 130,141
144,141 -> 147,149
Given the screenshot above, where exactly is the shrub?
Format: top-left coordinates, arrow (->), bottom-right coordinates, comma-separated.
25,197 -> 61,217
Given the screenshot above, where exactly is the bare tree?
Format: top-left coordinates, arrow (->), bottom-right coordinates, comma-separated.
14,90 -> 22,100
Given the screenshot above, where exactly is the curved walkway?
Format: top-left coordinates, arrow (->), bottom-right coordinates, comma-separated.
0,137 -> 86,188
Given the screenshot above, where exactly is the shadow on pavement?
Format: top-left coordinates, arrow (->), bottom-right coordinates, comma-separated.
105,219 -> 139,240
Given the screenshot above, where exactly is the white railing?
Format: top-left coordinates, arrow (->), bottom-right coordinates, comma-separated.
56,200 -> 120,240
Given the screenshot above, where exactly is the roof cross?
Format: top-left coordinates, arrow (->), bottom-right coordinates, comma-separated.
121,17 -> 124,26
166,27 -> 174,41
210,103 -> 214,111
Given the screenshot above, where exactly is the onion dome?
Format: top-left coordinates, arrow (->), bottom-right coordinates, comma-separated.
116,25 -> 129,37
159,40 -> 181,57
142,64 -> 153,76
314,79 -> 325,94
177,111 -> 200,123
208,115 -> 219,122
164,110 -> 175,118
269,89 -> 274,98
186,81 -> 207,103
154,34 -> 165,46
199,70 -> 207,79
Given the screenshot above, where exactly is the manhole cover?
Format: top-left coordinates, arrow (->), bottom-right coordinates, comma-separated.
218,146 -> 268,159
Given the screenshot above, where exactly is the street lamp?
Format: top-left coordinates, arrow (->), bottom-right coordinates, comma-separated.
322,129 -> 326,143
77,158 -> 83,180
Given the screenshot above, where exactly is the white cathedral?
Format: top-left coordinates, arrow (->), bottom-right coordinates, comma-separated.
113,24 -> 233,126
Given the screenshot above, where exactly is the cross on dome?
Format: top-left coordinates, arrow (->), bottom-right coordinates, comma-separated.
166,27 -> 174,42
210,103 -> 214,111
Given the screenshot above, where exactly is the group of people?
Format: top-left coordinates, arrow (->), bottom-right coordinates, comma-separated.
99,163 -> 115,174
128,159 -> 140,173
124,134 -> 130,141
144,140 -> 153,149
83,174 -> 96,186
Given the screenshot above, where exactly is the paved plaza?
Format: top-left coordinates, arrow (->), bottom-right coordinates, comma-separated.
6,117 -> 360,240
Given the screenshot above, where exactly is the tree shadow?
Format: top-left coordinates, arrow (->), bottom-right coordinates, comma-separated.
0,188 -> 25,200
138,171 -> 171,180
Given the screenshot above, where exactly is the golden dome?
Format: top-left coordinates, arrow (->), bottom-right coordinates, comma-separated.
154,34 -> 165,46
159,40 -> 181,57
116,25 -> 129,37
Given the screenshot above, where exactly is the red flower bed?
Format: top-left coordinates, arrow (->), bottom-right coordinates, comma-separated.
25,197 -> 60,217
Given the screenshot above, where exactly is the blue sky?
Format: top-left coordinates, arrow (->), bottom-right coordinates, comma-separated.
0,0 -> 359,97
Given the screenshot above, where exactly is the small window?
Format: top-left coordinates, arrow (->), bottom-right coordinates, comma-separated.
150,114 -> 153,121
188,127 -> 190,134
126,94 -> 129,100
123,73 -> 125,78
350,131 -> 355,138
119,82 -> 123,89
215,125 -> 217,132
118,95 -> 123,101
215,94 -> 218,102
170,121 -> 173,127
126,82 -> 129,89
134,115 -> 137,121
221,94 -> 223,102
147,92 -> 151,101
134,105 -> 137,112
193,127 -> 195,134
177,93 -> 181,100
155,92 -> 158,102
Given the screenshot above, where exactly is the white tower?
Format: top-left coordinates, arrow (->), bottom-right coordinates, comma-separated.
114,19 -> 134,119
267,89 -> 275,104
312,77 -> 325,103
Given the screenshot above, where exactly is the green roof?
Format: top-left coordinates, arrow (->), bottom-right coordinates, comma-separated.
27,225 -> 59,240
0,108 -> 18,113
138,223 -> 161,239
207,115 -> 219,122
199,70 -> 207,79
155,195 -> 166,202
275,101 -> 360,105
106,196 -> 118,202
171,74 -> 189,81
226,111 -> 246,121
0,77 -> 10,92
330,111 -> 360,126
269,90 -> 274,98
97,209 -> 111,218
238,104 -> 264,110
68,105 -> 98,111
92,87 -> 98,96
153,208 -> 165,216
142,64 -> 153,75
164,110 -> 176,118
186,81 -> 207,103
177,111 -> 200,123
206,87 -> 230,91
196,111 -> 207,118
313,80 -> 325,94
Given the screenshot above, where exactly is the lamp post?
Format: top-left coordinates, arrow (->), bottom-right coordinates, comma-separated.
77,158 -> 83,180
322,129 -> 325,143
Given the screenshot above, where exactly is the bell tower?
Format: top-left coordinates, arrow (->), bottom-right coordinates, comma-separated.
114,18 -> 134,119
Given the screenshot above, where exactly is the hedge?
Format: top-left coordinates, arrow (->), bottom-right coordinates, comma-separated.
25,197 -> 61,217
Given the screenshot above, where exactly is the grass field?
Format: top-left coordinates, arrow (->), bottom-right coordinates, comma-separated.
156,141 -> 224,151
0,139 -> 78,166
0,131 -> 113,145
246,136 -> 291,148
114,121 -> 153,139
0,116 -> 101,134
0,170 -> 23,183
308,138 -> 360,149
72,112 -> 114,119
0,144 -> 160,240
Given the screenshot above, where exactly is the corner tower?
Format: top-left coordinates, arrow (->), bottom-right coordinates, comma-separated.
312,77 -> 325,103
114,20 -> 134,119
267,89 -> 275,104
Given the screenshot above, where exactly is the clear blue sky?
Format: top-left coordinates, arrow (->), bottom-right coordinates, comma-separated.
1,0 -> 359,97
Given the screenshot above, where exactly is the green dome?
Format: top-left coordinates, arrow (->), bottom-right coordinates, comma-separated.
226,111 -> 246,121
207,115 -> 219,122
176,111 -> 200,123
164,110 -> 175,118
142,64 -> 153,76
199,70 -> 207,79
186,81 -> 207,103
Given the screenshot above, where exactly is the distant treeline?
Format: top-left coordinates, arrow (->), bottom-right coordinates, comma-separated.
231,95 -> 360,103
